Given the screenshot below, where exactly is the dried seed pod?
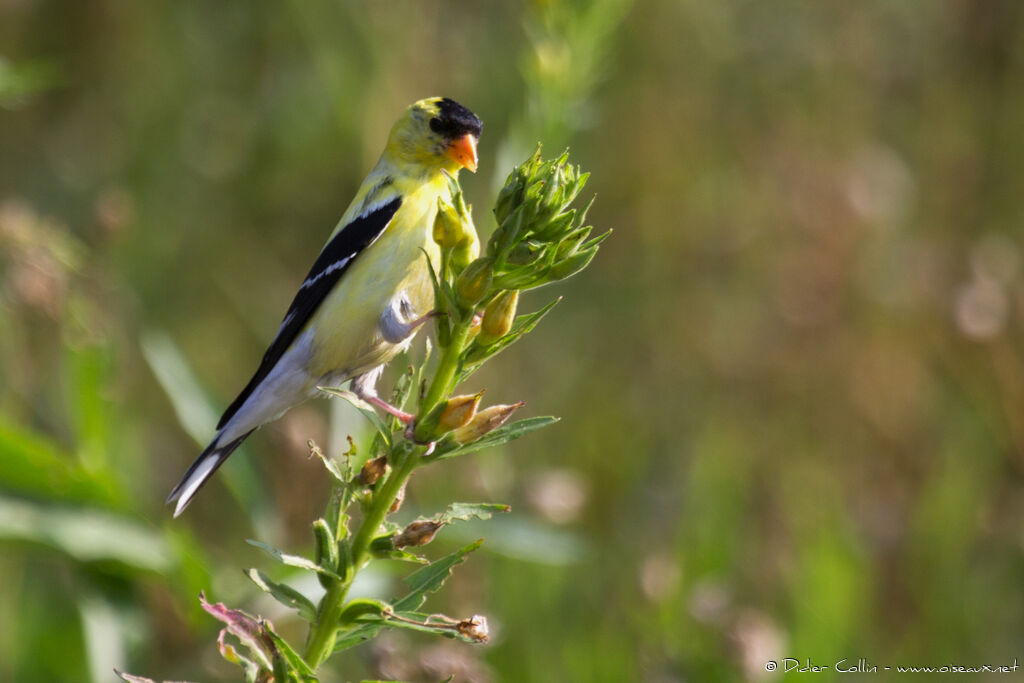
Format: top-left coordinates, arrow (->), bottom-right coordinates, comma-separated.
457,614 -> 490,643
393,520 -> 444,548
357,455 -> 388,486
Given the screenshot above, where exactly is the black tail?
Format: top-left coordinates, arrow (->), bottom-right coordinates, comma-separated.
167,430 -> 254,517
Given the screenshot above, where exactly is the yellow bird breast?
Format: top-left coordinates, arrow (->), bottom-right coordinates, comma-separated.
307,183 -> 444,381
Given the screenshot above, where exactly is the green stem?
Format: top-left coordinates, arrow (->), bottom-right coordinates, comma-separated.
416,319 -> 474,441
304,446 -> 420,668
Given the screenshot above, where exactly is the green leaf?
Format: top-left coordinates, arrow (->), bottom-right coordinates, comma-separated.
438,502 -> 511,524
271,655 -> 289,683
389,358 -> 417,416
312,518 -> 338,575
333,540 -> 483,653
394,539 -> 483,611
0,56 -> 61,107
372,546 -> 429,564
142,331 -> 269,523
437,417 -> 560,460
262,621 -> 317,678
380,610 -> 479,642
140,331 -> 218,443
245,569 -> 317,621
246,540 -> 342,582
65,340 -> 115,472
0,418 -> 120,507
333,622 -> 385,652
0,495 -> 172,573
309,441 -> 348,484
339,598 -> 391,624
316,387 -> 391,448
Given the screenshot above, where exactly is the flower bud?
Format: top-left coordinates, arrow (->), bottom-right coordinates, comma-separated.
478,290 -> 519,345
494,152 -> 537,224
450,228 -> 480,273
439,392 -> 484,431
455,257 -> 494,308
453,401 -> 525,444
312,519 -> 338,587
357,455 -> 388,486
433,198 -> 462,250
393,520 -> 444,548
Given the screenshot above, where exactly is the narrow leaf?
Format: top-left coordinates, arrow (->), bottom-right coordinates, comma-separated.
262,621 -> 317,677
339,598 -> 391,624
438,417 -> 560,460
333,622 -> 385,652
0,495 -> 172,572
393,539 -> 483,611
439,502 -> 511,524
245,569 -> 317,621
309,440 -> 347,484
245,540 -> 342,581
316,387 -> 391,447
334,542 -> 485,651
380,610 -> 479,643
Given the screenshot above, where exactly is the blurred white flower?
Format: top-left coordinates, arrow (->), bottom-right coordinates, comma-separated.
954,274 -> 1008,341
526,468 -> 587,524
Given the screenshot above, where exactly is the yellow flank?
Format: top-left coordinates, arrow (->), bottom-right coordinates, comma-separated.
307,171 -> 447,380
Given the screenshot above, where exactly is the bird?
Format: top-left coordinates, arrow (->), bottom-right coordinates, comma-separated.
167,97 -> 483,516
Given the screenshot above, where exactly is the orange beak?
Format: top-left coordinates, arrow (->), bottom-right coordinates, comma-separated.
445,133 -> 478,173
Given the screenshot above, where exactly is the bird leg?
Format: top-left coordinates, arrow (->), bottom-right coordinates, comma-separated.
366,396 -> 415,424
353,371 -> 437,451
350,368 -> 414,423
356,377 -> 434,454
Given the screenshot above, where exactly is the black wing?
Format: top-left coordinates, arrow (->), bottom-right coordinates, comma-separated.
217,197 -> 402,430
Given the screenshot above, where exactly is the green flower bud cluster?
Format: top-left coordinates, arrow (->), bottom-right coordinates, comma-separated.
416,147 -> 606,447
489,147 -> 610,291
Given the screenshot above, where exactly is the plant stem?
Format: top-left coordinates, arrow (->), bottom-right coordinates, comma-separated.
417,319 -> 474,440
304,445 -> 420,668
305,311 -> 473,668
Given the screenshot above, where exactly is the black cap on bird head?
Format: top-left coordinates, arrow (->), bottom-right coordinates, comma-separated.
429,98 -> 484,141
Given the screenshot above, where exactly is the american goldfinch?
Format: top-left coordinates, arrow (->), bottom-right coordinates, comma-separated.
167,97 -> 482,516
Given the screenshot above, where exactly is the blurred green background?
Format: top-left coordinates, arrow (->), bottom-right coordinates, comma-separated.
3,1 -> 1024,681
